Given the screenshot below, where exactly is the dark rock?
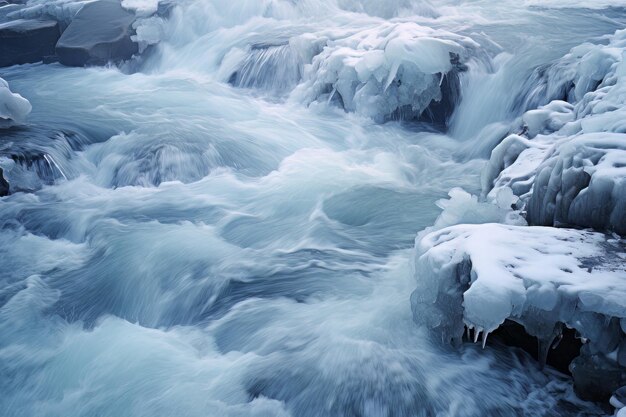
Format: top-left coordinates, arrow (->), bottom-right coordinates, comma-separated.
0,167 -> 8,196
42,55 -> 59,64
56,0 -> 138,67
571,346 -> 626,402
0,19 -> 60,67
490,319 -> 582,375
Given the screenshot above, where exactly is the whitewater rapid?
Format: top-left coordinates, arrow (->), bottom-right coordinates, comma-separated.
1,1 -> 626,416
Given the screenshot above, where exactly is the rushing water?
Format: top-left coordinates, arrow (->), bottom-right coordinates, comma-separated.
1,1 -> 625,416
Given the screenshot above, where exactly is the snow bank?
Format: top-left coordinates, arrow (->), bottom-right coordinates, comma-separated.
0,77 -> 31,126
483,29 -> 626,234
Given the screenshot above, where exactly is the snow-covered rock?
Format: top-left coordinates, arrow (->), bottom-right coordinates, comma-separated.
221,22 -> 476,124
291,22 -> 475,123
483,29 -> 626,235
411,222 -> 626,397
0,77 -> 31,126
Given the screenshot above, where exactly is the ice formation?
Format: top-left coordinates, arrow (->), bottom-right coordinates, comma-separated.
412,221 -> 626,398
413,223 -> 626,344
413,27 -> 626,402
0,77 -> 31,126
292,23 -> 475,123
483,29 -> 626,234
220,22 -> 476,123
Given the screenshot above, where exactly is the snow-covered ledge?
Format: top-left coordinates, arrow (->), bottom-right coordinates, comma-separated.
411,222 -> 626,400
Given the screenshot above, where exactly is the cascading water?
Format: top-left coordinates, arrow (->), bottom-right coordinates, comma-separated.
1,1 -> 625,416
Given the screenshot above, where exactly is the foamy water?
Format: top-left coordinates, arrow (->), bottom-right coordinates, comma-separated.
1,1 -> 625,416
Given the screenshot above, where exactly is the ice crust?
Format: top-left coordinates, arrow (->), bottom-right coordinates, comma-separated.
483,29 -> 626,234
0,77 -> 31,126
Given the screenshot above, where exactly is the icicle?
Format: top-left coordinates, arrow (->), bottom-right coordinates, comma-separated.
327,87 -> 337,104
473,327 -> 481,344
538,335 -> 557,369
481,331 -> 489,349
465,326 -> 471,341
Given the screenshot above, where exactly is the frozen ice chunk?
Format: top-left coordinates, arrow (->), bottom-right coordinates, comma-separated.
289,22 -> 476,123
483,29 -> 626,234
0,77 -> 31,126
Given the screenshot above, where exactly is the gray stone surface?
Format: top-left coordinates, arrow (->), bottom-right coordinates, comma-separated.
56,0 -> 138,67
0,19 -> 60,67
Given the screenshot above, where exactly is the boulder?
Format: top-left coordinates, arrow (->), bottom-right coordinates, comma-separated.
0,19 -> 60,67
56,0 -> 138,67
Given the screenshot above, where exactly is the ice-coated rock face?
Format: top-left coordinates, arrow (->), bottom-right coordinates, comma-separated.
528,133 -> 626,234
0,19 -> 60,67
411,222 -> 626,397
220,22 -> 475,124
56,0 -> 138,67
291,22 -> 475,123
483,29 -> 626,235
0,76 -> 31,125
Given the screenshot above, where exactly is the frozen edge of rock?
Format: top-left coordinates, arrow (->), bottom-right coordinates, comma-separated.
411,222 -> 626,399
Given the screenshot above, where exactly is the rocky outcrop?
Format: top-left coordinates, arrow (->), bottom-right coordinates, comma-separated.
0,19 -> 60,67
56,0 -> 138,67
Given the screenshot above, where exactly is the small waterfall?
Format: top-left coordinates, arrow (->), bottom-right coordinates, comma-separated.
229,44 -> 302,95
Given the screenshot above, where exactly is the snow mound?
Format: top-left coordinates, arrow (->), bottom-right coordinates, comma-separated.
483,29 -> 626,234
290,22 -> 475,123
412,223 -> 626,365
0,77 -> 31,126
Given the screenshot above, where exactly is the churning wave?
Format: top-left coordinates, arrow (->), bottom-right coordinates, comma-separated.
1,0 -> 626,416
